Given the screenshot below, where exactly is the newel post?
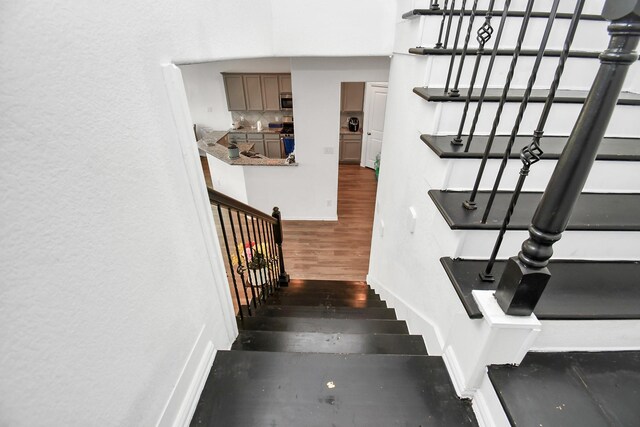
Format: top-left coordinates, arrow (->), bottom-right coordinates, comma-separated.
272,207 -> 290,286
494,0 -> 640,316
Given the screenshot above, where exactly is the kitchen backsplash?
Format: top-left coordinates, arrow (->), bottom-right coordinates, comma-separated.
231,112 -> 285,128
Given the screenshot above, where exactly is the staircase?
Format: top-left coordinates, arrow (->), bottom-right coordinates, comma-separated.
190,279 -> 478,426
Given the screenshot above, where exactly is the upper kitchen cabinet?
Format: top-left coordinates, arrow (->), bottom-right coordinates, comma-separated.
341,82 -> 365,112
223,75 -> 246,111
279,74 -> 292,93
261,75 -> 280,111
243,75 -> 264,111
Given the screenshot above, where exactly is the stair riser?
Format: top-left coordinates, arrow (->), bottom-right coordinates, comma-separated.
416,102 -> 640,138
404,15 -> 609,54
432,159 -> 640,193
266,298 -> 388,308
532,319 -> 640,351
419,55 -> 640,93
254,306 -> 398,320
238,317 -> 410,334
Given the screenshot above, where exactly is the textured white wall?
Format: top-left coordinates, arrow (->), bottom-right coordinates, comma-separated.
0,0 -> 396,426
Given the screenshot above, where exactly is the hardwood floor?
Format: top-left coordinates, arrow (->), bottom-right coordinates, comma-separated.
281,165 -> 377,281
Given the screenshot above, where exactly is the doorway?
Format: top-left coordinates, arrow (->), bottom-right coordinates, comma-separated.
361,82 -> 388,170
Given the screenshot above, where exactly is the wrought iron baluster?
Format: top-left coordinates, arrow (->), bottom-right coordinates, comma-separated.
449,0 -> 480,97
237,211 -> 258,308
272,207 -> 289,286
431,0 -> 441,10
444,0 -> 457,49
257,219 -> 274,295
494,0 -> 640,315
461,0 -> 512,152
481,0 -> 562,223
445,0 -> 469,94
481,0 -> 586,281
243,213 -> 264,302
216,205 -> 244,319
435,0 -> 450,49
250,216 -> 268,299
451,0 -> 496,145
227,209 -> 252,314
266,218 -> 280,288
463,0 -> 535,210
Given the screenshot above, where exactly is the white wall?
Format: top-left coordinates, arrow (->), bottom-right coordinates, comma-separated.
0,0 -> 397,425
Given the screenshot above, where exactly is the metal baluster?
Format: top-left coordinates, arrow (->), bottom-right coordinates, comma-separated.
250,216 -> 269,300
481,0 -> 562,223
257,219 -> 274,295
237,211 -> 258,307
227,209 -> 252,314
443,0 -> 457,49
463,0 -> 535,210
494,0 -> 640,315
216,205 -> 244,319
449,0 -> 480,97
243,213 -> 264,302
461,1 -> 511,152
266,218 -> 280,288
272,207 -> 290,286
431,0 -> 441,11
481,0 -> 586,281
435,0 -> 450,49
451,1 -> 496,145
445,0 -> 469,94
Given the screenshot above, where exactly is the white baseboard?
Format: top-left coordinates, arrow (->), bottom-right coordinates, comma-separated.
367,274 -> 444,354
156,324 -> 216,427
472,372 -> 511,427
442,346 -> 472,399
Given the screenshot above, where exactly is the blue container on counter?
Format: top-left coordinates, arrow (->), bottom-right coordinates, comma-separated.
283,137 -> 295,156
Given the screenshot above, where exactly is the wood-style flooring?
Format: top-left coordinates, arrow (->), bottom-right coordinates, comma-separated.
281,165 -> 377,281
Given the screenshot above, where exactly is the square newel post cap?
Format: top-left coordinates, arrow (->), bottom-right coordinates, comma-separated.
602,0 -> 640,20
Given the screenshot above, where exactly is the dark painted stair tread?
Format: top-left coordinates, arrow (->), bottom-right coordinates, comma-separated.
413,86 -> 640,105
276,287 -> 380,300
441,257 -> 640,320
238,316 -> 409,334
409,47 -> 606,58
489,351 -> 640,427
421,134 -> 640,161
254,305 -> 398,320
403,9 -> 603,20
287,278 -> 370,288
191,351 -> 477,427
266,294 -> 387,308
429,190 -> 640,231
231,330 -> 427,355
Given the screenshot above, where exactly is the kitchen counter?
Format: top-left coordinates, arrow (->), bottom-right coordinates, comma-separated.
229,127 -> 283,134
340,127 -> 363,135
197,132 -> 295,167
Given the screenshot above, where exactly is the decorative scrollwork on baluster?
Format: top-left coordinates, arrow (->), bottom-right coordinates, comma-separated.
520,131 -> 544,168
236,263 -> 246,276
476,16 -> 494,51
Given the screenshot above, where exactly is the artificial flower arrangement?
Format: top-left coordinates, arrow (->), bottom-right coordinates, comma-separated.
231,241 -> 271,276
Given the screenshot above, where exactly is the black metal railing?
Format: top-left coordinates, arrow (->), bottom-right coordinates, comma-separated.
208,188 -> 289,319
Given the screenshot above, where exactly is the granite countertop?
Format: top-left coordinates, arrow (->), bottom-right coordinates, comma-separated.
228,127 -> 283,134
197,132 -> 295,167
340,127 -> 363,135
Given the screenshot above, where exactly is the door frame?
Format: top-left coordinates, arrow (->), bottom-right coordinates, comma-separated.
360,82 -> 388,168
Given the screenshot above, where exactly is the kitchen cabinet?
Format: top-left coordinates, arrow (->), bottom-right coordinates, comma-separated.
243,75 -> 264,111
261,75 -> 281,111
247,133 -> 265,156
229,133 -> 247,145
223,75 -> 246,111
279,74 -> 292,93
341,82 -> 365,112
264,135 -> 283,158
339,134 -> 362,164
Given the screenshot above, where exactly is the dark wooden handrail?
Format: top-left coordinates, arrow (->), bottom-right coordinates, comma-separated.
207,187 -> 276,224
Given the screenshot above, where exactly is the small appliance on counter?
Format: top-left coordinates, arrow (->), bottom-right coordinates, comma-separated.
256,120 -> 263,131
280,93 -> 293,110
348,117 -> 360,132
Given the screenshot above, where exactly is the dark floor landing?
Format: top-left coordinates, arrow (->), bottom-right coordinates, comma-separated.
421,134 -> 640,161
489,351 -> 640,427
192,351 -> 477,427
441,257 -> 640,320
429,190 -> 640,231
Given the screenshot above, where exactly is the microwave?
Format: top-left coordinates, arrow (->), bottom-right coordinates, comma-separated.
280,93 -> 293,110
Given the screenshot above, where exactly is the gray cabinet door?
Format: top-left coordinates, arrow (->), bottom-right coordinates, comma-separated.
224,75 -> 246,111
341,82 -> 365,112
261,75 -> 280,111
243,75 -> 264,111
279,74 -> 292,93
339,134 -> 362,163
252,139 -> 266,156
264,137 -> 282,158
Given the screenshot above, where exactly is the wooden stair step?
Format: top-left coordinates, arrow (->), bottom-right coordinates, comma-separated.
286,278 -> 371,289
409,47 -> 608,59
276,287 -> 380,300
237,316 -> 409,334
402,9 -> 603,21
489,351 -> 640,426
421,134 -> 640,161
266,295 -> 387,308
253,305 -> 398,320
430,190 -> 640,231
231,331 -> 427,355
441,257 -> 640,320
191,351 -> 477,426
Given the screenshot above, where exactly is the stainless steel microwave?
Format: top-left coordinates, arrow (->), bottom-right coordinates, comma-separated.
280,93 -> 293,110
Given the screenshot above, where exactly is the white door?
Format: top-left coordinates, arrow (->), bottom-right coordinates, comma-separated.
361,82 -> 388,169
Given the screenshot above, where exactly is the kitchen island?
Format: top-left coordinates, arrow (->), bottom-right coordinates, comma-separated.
197,130 -> 295,167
